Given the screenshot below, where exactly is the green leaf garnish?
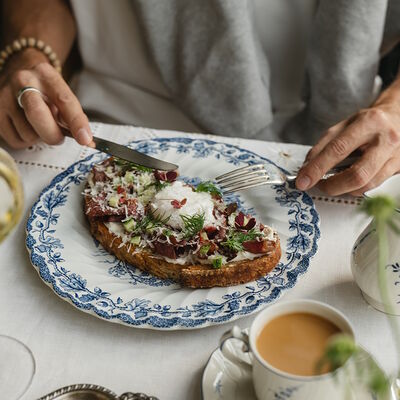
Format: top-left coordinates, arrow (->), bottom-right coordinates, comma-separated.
144,181 -> 171,192
114,157 -> 153,172
181,212 -> 205,239
195,181 -> 222,197
133,210 -> 170,234
222,228 -> 262,252
212,257 -> 223,269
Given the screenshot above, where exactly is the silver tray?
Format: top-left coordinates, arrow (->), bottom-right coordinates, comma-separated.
37,384 -> 159,400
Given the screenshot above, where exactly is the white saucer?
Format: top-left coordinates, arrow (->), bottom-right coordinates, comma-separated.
201,330 -> 381,400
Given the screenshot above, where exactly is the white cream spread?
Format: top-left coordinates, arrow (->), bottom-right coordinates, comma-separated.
150,181 -> 218,230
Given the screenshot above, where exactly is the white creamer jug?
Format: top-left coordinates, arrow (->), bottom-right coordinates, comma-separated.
351,175 -> 400,315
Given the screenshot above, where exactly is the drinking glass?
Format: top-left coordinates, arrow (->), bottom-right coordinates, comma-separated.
0,147 -> 24,242
0,147 -> 36,399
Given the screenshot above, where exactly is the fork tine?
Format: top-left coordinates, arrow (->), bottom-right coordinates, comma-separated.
223,180 -> 270,194
215,164 -> 265,181
216,169 -> 269,185
219,175 -> 269,189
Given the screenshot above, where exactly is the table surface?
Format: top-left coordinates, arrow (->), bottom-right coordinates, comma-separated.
0,123 -> 396,400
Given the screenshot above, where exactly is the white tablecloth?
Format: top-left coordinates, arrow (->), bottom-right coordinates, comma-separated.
0,123 -> 395,400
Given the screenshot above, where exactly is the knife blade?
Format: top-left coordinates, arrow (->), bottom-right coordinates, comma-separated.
52,111 -> 178,171
43,94 -> 178,171
92,136 -> 178,171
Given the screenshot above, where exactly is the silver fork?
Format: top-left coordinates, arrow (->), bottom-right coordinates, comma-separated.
215,155 -> 360,194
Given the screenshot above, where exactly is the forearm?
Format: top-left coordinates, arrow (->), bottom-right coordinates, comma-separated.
1,0 -> 76,65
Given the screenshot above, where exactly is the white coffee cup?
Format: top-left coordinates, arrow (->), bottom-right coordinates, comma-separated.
220,300 -> 356,400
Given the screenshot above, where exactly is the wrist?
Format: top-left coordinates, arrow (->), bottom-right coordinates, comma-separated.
374,79 -> 400,111
5,48 -> 48,70
0,37 -> 62,80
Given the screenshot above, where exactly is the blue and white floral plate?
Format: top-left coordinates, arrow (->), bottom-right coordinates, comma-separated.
26,137 -> 320,330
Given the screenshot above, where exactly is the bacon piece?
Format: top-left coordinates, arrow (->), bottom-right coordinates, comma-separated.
235,212 -> 256,230
243,239 -> 268,254
85,196 -> 138,218
226,203 -> 238,216
205,226 -> 218,239
235,212 -> 245,228
154,170 -> 179,182
216,227 -> 226,241
117,186 -> 125,194
154,170 -> 166,181
153,241 -> 177,259
92,168 -> 108,182
100,157 -> 114,167
166,171 -> 178,182
169,235 -> 178,245
244,218 -> 256,230
105,215 -> 125,222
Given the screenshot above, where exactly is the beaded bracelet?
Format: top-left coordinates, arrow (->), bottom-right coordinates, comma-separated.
0,37 -> 62,74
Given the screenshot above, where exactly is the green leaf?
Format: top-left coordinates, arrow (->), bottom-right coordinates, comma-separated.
145,181 -> 170,191
221,228 -> 262,252
180,213 -> 205,239
195,181 -> 222,197
133,210 -> 170,234
114,157 -> 153,172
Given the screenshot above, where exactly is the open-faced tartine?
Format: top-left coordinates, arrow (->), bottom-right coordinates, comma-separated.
83,158 -> 281,288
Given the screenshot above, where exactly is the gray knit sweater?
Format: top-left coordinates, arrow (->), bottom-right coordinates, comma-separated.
134,0 -> 397,144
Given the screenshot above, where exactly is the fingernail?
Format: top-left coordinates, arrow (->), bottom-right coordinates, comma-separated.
76,128 -> 92,145
296,175 -> 311,190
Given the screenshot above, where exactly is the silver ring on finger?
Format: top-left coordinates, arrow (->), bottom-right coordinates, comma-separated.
16,86 -> 44,109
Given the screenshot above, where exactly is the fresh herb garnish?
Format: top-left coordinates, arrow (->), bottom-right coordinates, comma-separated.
212,257 -> 223,269
163,228 -> 172,237
195,181 -> 222,197
181,212 -> 205,239
222,228 -> 262,252
199,244 -> 211,256
144,181 -> 171,192
133,210 -> 170,234
115,157 -> 153,173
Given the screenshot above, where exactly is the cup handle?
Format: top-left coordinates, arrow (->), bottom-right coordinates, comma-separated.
219,326 -> 252,369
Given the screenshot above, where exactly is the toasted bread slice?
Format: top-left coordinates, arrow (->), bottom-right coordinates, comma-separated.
83,158 -> 281,288
87,214 -> 281,288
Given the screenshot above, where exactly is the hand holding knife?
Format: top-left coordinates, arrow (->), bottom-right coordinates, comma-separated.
17,86 -> 178,171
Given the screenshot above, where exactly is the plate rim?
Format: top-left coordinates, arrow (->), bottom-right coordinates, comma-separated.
25,137 -> 321,330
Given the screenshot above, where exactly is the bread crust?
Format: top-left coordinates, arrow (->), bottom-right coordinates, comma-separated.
86,211 -> 281,289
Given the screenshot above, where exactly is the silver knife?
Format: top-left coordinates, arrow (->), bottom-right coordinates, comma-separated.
52,110 -> 178,171
91,136 -> 178,171
24,90 -> 178,171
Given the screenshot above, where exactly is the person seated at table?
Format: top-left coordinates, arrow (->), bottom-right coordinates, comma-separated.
1,0 -> 400,196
